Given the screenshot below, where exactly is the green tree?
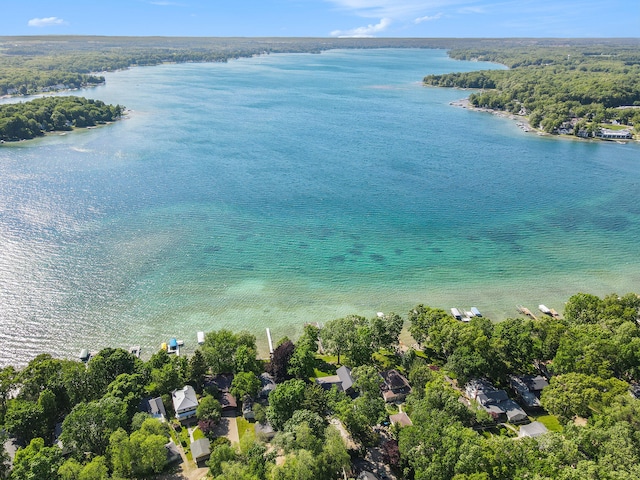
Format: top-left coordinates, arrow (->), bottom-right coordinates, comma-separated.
188,349 -> 209,389
58,458 -> 82,480
197,395 -> 222,423
4,399 -> 45,443
230,372 -> 261,401
208,443 -> 237,477
60,396 -> 128,456
267,379 -> 306,430
78,456 -> 108,480
10,437 -> 63,480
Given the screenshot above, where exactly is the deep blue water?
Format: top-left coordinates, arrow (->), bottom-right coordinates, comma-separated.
1,49 -> 639,365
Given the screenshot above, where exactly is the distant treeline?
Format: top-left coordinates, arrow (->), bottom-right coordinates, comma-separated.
423,44 -> 640,134
0,96 -> 124,142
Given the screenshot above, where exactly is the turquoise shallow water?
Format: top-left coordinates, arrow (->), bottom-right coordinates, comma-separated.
1,49 -> 639,365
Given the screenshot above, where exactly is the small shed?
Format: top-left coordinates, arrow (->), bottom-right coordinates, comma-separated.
255,422 -> 276,441
389,412 -> 413,427
191,438 -> 211,467
518,421 -> 549,438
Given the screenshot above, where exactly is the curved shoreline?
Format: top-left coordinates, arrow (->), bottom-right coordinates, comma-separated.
449,97 -> 638,144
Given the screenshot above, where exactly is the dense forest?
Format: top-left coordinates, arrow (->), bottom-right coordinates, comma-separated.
1,292 -> 640,479
423,43 -> 640,136
0,96 -> 124,142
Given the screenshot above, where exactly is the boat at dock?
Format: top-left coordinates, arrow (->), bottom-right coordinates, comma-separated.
538,304 -> 552,315
197,331 -> 205,344
451,308 -> 462,320
471,307 -> 482,317
129,345 -> 141,358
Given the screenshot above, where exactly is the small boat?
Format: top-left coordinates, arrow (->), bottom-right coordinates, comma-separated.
129,345 -> 141,358
197,331 -> 205,344
471,307 -> 482,317
464,310 -> 475,319
550,308 -> 560,318
538,305 -> 552,316
167,338 -> 179,354
79,349 -> 90,362
451,308 -> 462,320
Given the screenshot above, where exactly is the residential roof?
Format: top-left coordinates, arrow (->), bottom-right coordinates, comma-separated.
255,422 -> 276,439
149,397 -> 167,418
519,421 -> 549,438
380,369 -> 410,390
211,374 -> 234,392
315,375 -> 343,390
477,390 -> 509,406
389,412 -> 413,427
191,438 -> 211,461
220,392 -> 237,410
502,399 -> 528,423
172,385 -> 198,412
358,472 -> 379,480
336,366 -> 354,391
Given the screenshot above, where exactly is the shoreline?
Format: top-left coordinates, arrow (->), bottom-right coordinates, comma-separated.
449,97 -> 638,144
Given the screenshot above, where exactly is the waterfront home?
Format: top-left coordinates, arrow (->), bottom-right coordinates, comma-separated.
596,128 -> 633,139
172,385 -> 199,422
509,374 -> 549,409
466,378 -> 528,423
259,372 -> 276,398
380,369 -> 411,403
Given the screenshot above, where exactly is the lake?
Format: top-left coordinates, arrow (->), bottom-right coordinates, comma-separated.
1,49 -> 639,366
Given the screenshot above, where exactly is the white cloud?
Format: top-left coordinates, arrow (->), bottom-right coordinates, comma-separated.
414,12 -> 443,23
27,17 -> 67,27
324,0 -> 470,19
330,17 -> 392,37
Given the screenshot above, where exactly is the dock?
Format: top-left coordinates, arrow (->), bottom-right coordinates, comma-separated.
517,305 -> 537,320
266,328 -> 274,354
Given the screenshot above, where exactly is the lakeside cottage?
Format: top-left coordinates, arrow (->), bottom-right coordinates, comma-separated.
380,369 -> 411,403
466,378 -> 528,423
509,374 -> 549,409
172,385 -> 199,422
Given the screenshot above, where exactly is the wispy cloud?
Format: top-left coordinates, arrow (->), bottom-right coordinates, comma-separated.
147,1 -> 185,5
331,17 -> 392,37
324,0 -> 470,19
27,17 -> 67,27
414,12 -> 443,23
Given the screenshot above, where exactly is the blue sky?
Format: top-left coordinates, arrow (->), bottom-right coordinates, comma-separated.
3,0 -> 639,38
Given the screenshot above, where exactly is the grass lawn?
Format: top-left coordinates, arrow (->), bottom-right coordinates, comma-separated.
236,417 -> 256,442
533,414 -> 563,432
192,426 -> 205,441
313,355 -> 338,377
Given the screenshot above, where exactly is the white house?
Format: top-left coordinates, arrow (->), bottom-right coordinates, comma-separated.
172,385 -> 199,421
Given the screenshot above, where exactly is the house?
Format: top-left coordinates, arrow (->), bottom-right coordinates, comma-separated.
466,379 -> 528,424
165,440 -> 181,464
509,375 -> 549,409
596,128 -> 632,140
337,366 -> 355,395
380,369 -> 411,403
144,397 -> 167,421
315,366 -> 356,395
518,421 -> 549,438
191,438 -> 211,467
211,373 -> 234,393
242,398 -> 255,420
172,385 -> 199,422
259,372 -> 276,399
220,392 -> 238,416
389,412 -> 413,427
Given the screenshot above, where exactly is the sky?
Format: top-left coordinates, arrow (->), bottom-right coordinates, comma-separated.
2,0 -> 639,38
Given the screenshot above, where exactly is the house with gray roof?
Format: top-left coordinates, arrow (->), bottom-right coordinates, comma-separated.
518,421 -> 549,438
172,385 -> 199,422
191,438 -> 211,467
